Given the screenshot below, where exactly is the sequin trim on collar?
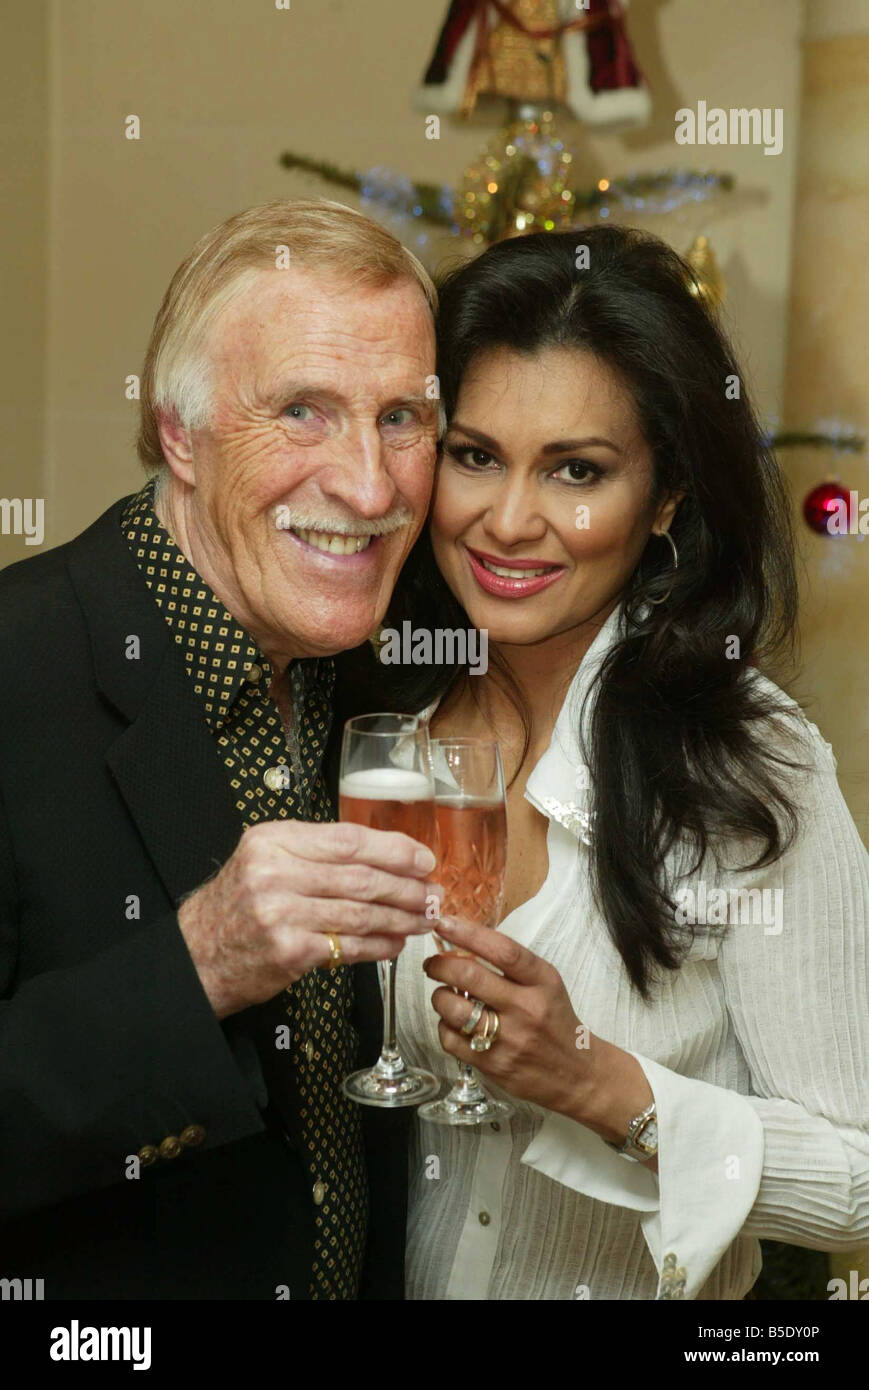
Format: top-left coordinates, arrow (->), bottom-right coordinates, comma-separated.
536,797 -> 596,846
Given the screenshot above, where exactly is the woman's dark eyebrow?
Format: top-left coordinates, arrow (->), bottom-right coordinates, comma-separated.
446,423 -> 621,455
541,436 -> 622,456
446,423 -> 499,450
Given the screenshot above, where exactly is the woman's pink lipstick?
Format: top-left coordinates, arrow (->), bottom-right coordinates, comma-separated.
465,546 -> 566,599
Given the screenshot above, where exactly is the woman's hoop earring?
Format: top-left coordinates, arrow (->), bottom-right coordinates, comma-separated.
647,529 -> 679,605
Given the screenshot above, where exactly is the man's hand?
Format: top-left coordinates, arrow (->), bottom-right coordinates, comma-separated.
178,820 -> 437,1019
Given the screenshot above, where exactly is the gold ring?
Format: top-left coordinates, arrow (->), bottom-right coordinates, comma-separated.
326,933 -> 343,968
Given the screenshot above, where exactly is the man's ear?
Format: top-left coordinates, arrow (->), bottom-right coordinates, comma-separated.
654,489 -> 686,535
156,409 -> 196,485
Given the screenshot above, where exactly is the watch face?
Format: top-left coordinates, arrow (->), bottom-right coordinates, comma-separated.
637,1119 -> 658,1154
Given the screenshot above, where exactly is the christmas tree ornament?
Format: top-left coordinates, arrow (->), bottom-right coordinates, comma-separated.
415,0 -> 651,129
802,480 -> 852,535
683,234 -> 725,311
458,107 -> 576,243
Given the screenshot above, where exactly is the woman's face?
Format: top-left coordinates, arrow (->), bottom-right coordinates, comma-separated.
430,345 -> 680,649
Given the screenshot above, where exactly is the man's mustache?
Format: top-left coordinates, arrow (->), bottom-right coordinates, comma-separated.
273,503 -> 414,537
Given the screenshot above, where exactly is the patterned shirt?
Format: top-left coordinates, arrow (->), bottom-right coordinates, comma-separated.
120,474 -> 368,1300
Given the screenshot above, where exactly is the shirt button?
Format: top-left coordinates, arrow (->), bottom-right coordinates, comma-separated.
478,1211 -> 491,1226
305,1041 -> 314,1062
159,1136 -> 182,1160
264,765 -> 288,791
313,1180 -> 326,1205
179,1124 -> 206,1148
248,663 -> 263,683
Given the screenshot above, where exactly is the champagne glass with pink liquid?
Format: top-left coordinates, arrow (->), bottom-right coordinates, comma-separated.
420,737 -> 514,1127
340,714 -> 440,1107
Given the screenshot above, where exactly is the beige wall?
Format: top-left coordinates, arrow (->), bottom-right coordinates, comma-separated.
0,3 -> 48,505
2,0 -> 866,837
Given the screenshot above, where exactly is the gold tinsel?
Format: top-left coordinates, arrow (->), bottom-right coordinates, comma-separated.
684,235 -> 725,311
458,110 -> 576,245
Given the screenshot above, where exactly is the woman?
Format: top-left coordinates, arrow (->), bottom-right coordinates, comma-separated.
371,226 -> 869,1300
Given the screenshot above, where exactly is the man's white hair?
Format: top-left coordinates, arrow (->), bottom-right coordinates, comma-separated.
137,199 -> 437,475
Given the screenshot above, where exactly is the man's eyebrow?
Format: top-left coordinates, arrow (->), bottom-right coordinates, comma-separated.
382,393 -> 434,410
446,422 -> 622,455
266,382 -> 434,412
265,380 -> 342,405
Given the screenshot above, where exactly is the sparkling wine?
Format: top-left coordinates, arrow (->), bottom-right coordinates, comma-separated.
339,767 -> 436,849
434,797 -> 507,952
338,715 -> 441,1107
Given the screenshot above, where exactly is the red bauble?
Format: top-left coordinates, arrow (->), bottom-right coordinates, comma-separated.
803,481 -> 851,535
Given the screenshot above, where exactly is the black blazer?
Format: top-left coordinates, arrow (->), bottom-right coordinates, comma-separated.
0,494 -> 410,1300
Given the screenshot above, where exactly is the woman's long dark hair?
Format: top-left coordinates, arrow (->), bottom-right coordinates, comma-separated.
339,225 -> 811,1001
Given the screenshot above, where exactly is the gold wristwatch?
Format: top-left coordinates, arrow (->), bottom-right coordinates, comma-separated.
604,1100 -> 658,1162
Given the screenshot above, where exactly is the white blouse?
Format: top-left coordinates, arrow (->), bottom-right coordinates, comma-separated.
397,599 -> 869,1300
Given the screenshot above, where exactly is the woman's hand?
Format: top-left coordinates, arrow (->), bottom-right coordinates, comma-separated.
424,917 -> 658,1168
423,916 -> 602,1118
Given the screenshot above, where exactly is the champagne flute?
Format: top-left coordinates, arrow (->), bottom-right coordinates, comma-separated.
339,713 -> 440,1107
419,737 -> 514,1127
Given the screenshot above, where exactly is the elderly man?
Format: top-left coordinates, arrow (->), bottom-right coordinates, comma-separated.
0,200 -> 439,1300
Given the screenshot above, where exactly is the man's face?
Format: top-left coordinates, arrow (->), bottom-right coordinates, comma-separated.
162,265 -> 437,666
